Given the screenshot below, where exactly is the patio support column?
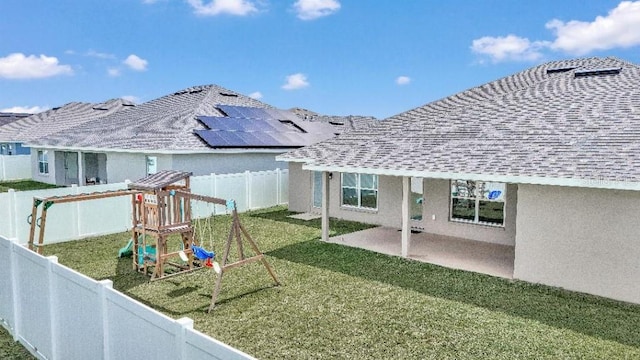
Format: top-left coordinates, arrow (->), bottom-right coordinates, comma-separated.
77,151 -> 84,186
401,176 -> 411,257
321,171 -> 330,242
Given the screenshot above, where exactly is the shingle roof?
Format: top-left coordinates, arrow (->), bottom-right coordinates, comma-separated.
0,99 -> 132,143
289,107 -> 378,133
279,57 -> 640,186
28,84 -> 301,152
0,112 -> 31,128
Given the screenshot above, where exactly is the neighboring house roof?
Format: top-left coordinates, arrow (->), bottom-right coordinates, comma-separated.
29,84 -> 335,153
289,107 -> 378,133
279,57 -> 640,190
0,99 -> 132,143
195,106 -> 335,148
0,112 -> 32,128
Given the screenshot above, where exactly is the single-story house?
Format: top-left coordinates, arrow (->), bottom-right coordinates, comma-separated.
0,112 -> 32,155
0,100 -> 132,183
25,85 -> 337,186
277,56 -> 640,304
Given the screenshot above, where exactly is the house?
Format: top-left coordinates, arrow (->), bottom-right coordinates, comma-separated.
0,100 -> 131,183
0,112 -> 32,155
26,84 -> 336,186
289,107 -> 378,134
277,56 -> 640,304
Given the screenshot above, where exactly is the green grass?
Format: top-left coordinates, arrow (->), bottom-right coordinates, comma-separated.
43,206 -> 640,359
0,180 -> 61,192
0,326 -> 35,359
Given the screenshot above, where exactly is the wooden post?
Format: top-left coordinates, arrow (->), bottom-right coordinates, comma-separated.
401,176 -> 411,257
27,198 -> 40,251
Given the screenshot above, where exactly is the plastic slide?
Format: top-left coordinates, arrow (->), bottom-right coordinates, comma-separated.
118,239 -> 134,258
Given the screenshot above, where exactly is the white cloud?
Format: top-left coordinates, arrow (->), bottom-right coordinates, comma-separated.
471,35 -> 549,62
107,67 -> 121,77
396,76 -> 411,85
86,50 -> 116,59
294,0 -> 340,20
0,53 -> 73,79
187,0 -> 258,16
123,54 -> 148,71
282,73 -> 309,90
546,1 -> 640,55
0,105 -> 48,114
248,91 -> 263,99
121,95 -> 141,104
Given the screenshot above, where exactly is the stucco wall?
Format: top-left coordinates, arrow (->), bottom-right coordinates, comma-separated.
421,179 -> 517,245
106,153 -> 152,183
171,153 -> 286,176
514,184 -> 640,304
288,166 -> 516,244
288,162 -> 312,213
31,149 -> 57,185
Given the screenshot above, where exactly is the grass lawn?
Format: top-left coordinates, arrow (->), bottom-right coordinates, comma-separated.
0,180 -> 61,192
43,206 -> 640,359
0,326 -> 35,359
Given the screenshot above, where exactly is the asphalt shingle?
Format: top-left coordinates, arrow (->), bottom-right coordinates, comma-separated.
279,57 -> 640,185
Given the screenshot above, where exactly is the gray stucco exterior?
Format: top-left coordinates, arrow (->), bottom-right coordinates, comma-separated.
514,184 -> 640,304
33,148 -> 287,185
288,163 -> 517,245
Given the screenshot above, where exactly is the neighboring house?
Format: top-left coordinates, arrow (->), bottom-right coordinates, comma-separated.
289,107 -> 378,134
278,56 -> 640,304
0,112 -> 32,155
26,84 -> 336,186
0,99 -> 133,185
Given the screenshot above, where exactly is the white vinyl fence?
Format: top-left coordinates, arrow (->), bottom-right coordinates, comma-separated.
0,235 -> 254,360
0,154 -> 31,181
0,169 -> 288,245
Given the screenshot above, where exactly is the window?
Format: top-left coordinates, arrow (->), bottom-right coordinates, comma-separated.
38,150 -> 49,174
146,156 -> 157,175
450,180 -> 505,226
313,171 -> 322,208
341,173 -> 378,210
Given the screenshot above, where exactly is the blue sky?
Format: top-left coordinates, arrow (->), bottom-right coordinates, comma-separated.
2,0 -> 640,119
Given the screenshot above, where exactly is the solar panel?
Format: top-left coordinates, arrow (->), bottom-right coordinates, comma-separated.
196,105 -> 335,148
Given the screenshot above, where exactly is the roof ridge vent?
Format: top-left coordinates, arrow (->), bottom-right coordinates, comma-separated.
219,92 -> 238,97
574,67 -> 622,77
546,66 -> 576,74
92,106 -> 109,111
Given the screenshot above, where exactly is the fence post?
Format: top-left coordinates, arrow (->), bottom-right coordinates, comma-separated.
245,171 -> 251,211
70,184 -> 81,239
99,279 -> 113,360
175,317 -> 194,360
9,239 -> 21,341
1,156 -> 5,181
275,168 -> 281,205
7,189 -> 16,239
210,173 -> 217,215
47,256 -> 59,359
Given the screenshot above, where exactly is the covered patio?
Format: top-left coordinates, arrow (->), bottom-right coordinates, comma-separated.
328,227 -> 515,279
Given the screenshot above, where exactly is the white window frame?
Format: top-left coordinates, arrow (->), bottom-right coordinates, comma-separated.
340,173 -> 378,210
38,150 -> 49,174
312,171 -> 322,208
146,155 -> 158,175
450,180 -> 506,227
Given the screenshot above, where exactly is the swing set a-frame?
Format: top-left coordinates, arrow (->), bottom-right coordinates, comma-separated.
27,170 -> 279,310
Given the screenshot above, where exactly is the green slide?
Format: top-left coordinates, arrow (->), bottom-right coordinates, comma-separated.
118,238 -> 134,258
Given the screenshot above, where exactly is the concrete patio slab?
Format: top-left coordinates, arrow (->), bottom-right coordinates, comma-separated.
329,227 -> 514,279
288,213 -> 322,221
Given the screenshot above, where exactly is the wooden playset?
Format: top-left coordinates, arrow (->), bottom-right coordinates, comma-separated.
27,170 -> 279,310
